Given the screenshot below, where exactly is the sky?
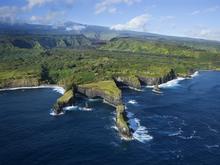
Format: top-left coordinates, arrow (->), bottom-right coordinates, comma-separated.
0,0 -> 220,41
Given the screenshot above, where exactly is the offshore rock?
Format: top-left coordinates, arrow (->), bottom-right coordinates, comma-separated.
116,104 -> 132,140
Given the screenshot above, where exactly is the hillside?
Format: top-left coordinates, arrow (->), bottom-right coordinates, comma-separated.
0,34 -> 92,49
100,37 -> 220,58
1,22 -> 220,89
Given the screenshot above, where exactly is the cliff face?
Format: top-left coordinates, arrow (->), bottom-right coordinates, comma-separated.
114,76 -> 141,90
53,90 -> 75,115
0,78 -> 40,89
77,81 -> 122,106
116,104 -> 132,140
138,69 -> 176,86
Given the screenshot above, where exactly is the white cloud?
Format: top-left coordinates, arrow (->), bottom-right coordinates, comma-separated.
0,6 -> 21,23
185,27 -> 220,41
191,6 -> 219,15
159,15 -> 175,21
205,6 -> 219,13
24,0 -> 54,10
30,11 -> 65,24
111,14 -> 151,31
65,25 -> 86,31
23,0 -> 75,10
191,10 -> 201,15
95,0 -> 141,14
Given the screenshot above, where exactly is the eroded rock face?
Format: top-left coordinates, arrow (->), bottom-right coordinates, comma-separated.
77,81 -> 122,106
138,69 -> 176,86
53,90 -> 74,115
116,104 -> 132,140
0,78 -> 40,89
114,76 -> 141,90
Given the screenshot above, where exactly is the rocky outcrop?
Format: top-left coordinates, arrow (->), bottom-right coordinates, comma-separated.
116,104 -> 132,140
76,81 -> 133,139
113,75 -> 141,90
138,69 -> 176,86
53,90 -> 75,115
77,80 -> 122,106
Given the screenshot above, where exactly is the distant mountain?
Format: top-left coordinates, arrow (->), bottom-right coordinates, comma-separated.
1,21 -> 220,50
0,34 -> 92,49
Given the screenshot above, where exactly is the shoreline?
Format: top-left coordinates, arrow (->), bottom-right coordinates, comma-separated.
0,85 -> 65,94
0,71 -> 201,93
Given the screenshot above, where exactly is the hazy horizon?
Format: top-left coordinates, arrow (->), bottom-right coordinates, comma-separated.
0,0 -> 220,41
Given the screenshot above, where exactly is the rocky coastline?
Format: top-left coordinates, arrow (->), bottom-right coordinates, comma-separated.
52,69 -> 179,140
0,69 -> 191,140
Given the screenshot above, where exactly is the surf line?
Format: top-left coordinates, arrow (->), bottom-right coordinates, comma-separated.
0,85 -> 65,94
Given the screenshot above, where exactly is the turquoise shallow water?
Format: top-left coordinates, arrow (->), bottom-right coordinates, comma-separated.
0,71 -> 220,165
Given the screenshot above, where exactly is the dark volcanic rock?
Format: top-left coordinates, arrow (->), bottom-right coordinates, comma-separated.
116,104 -> 132,140
77,86 -> 122,106
138,69 -> 177,86
113,76 -> 141,90
53,90 -> 74,115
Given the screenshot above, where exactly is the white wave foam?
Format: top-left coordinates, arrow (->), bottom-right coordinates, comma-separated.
159,77 -> 185,88
168,128 -> 183,137
52,86 -> 65,94
127,112 -> 153,143
203,123 -> 219,133
146,71 -> 199,89
79,107 -> 93,111
63,105 -> 78,111
205,144 -> 219,149
127,100 -> 138,105
64,105 -> 93,112
191,71 -> 199,78
0,85 -> 65,94
50,111 -> 65,116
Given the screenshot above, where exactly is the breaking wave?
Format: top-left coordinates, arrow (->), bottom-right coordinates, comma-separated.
191,71 -> 199,78
127,112 -> 153,143
49,111 -> 65,116
64,105 -> 93,112
63,105 -> 78,111
127,100 -> 138,105
205,144 -> 219,149
159,77 -> 185,88
52,86 -> 65,94
146,71 -> 199,89
0,85 -> 65,94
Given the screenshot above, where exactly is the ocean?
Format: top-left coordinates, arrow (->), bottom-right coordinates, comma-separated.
1,71 -> 220,165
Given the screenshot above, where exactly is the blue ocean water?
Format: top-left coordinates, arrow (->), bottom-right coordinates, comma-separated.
0,71 -> 220,165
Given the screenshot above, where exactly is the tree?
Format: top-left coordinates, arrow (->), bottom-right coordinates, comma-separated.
40,64 -> 51,83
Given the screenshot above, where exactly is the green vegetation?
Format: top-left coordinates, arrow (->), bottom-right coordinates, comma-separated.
57,90 -> 74,104
53,90 -> 74,114
0,35 -> 220,89
100,37 -> 220,58
79,80 -> 121,98
116,105 -> 132,139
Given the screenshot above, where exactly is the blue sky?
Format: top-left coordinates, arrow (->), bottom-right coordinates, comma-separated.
0,0 -> 220,40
